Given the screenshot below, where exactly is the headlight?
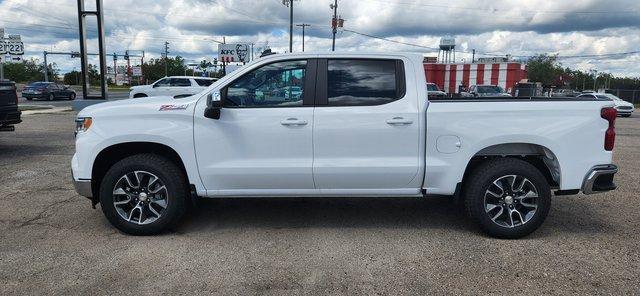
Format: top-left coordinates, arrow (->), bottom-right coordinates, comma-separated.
75,117 -> 93,134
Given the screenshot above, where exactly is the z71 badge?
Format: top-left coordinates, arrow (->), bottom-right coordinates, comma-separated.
159,104 -> 189,111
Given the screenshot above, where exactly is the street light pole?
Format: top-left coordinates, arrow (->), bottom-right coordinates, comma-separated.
289,0 -> 293,53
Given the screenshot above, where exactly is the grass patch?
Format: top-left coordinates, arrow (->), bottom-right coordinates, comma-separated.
19,105 -> 52,111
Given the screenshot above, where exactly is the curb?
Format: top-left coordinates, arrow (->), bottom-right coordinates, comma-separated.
21,106 -> 73,115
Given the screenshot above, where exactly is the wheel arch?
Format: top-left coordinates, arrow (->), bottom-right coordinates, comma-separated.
91,142 -> 191,203
133,93 -> 148,98
461,143 -> 561,190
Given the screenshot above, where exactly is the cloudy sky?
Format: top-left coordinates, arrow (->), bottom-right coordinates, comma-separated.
1,0 -> 639,76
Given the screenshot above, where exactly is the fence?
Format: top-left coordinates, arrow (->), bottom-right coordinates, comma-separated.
606,89 -> 640,104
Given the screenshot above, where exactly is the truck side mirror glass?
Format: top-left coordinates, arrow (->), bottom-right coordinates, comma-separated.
204,90 -> 224,120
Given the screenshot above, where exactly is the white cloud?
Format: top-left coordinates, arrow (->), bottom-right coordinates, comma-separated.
0,0 -> 639,77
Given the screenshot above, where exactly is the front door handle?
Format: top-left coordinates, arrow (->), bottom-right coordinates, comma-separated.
386,117 -> 413,125
280,118 -> 308,126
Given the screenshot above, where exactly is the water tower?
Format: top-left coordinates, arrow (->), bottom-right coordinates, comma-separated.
438,36 -> 456,63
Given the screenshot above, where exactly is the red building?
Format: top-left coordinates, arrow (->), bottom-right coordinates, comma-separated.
424,63 -> 528,94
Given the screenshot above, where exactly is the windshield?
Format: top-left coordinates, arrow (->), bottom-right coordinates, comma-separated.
477,86 -> 503,93
426,84 -> 439,91
604,94 -> 623,101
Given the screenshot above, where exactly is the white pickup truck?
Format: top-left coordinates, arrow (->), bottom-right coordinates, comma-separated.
72,52 -> 619,238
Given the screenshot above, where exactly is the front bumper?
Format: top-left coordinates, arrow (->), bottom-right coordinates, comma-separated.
581,164 -> 618,195
72,171 -> 93,199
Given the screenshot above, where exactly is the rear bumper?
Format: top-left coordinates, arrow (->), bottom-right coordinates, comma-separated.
581,164 -> 618,195
22,93 -> 48,99
0,106 -> 22,126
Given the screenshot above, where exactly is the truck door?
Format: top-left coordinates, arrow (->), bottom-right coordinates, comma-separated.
194,59 -> 317,194
312,58 -> 421,191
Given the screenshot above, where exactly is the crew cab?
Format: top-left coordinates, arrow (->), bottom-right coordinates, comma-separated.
72,52 -> 619,238
0,80 -> 21,131
129,76 -> 218,99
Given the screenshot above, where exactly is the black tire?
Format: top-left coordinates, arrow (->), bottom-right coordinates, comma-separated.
464,158 -> 551,239
25,97 -> 32,101
48,93 -> 55,101
99,154 -> 189,235
133,93 -> 148,98
69,92 -> 76,100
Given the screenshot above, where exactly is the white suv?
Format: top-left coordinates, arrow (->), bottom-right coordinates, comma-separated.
129,76 -> 218,99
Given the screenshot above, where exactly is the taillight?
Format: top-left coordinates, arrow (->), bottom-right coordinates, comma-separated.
601,107 -> 616,151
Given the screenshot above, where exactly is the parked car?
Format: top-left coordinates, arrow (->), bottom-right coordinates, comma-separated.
465,85 -> 512,97
426,83 -> 446,98
73,52 -> 618,238
129,76 -> 218,99
0,80 -> 21,131
578,93 -> 635,117
22,82 -> 76,101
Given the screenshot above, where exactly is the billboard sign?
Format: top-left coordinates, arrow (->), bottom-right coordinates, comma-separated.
218,43 -> 250,63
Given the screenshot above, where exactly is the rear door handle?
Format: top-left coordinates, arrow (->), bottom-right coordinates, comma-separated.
386,117 -> 413,125
280,118 -> 308,126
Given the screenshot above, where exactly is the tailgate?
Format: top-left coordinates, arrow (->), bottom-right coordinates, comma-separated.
0,81 -> 18,107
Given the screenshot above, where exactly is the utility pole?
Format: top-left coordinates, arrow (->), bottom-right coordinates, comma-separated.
296,24 -> 310,52
330,0 -> 338,51
164,41 -> 170,77
472,49 -> 476,63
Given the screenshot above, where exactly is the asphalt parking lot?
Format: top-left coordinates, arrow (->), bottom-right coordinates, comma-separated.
1,110 -> 639,295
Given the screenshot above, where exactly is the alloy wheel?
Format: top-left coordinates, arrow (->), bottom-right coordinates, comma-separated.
484,175 -> 538,228
112,171 -> 169,225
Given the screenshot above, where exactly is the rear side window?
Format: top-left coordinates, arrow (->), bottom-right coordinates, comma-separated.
170,78 -> 191,87
327,59 -> 404,106
195,79 -> 214,86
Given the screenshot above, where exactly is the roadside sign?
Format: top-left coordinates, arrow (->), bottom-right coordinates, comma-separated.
218,44 -> 250,63
0,32 -> 24,55
131,66 -> 142,76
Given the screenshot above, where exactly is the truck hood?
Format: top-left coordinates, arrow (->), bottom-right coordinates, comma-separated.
78,96 -> 198,118
129,85 -> 152,91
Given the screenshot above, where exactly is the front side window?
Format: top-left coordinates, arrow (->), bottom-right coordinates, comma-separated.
225,60 -> 307,108
327,59 -> 402,106
155,78 -> 170,87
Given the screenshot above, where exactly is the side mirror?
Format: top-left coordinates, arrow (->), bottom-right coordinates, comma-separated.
204,90 -> 224,120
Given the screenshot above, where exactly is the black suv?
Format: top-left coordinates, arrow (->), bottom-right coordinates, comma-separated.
0,80 -> 21,132
22,82 -> 76,101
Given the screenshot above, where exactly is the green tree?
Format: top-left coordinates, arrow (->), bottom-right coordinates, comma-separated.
63,70 -> 81,85
3,58 -> 59,83
141,56 -> 187,83
526,54 -> 563,87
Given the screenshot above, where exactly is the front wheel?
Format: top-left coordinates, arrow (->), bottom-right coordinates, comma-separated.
464,158 -> 551,239
48,93 -> 55,101
69,93 -> 76,100
99,154 -> 189,235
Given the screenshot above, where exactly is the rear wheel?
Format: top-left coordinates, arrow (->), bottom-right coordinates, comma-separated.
464,158 -> 551,239
99,154 -> 189,235
69,92 -> 76,100
25,97 -> 32,101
